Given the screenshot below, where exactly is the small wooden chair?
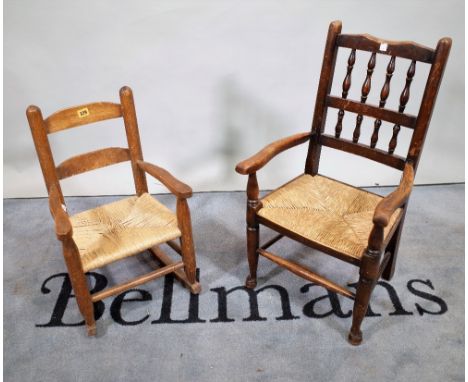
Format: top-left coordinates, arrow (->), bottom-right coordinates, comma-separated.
235,21 -> 451,345
27,86 -> 200,336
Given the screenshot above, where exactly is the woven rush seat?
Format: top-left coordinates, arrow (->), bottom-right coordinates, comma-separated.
258,174 -> 403,260
70,193 -> 181,271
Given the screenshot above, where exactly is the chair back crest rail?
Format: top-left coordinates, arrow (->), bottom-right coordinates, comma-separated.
44,102 -> 122,133
26,87 -> 148,203
306,21 -> 452,174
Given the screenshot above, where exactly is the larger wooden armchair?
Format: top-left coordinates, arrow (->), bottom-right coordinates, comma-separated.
235,21 -> 451,345
27,86 -> 200,336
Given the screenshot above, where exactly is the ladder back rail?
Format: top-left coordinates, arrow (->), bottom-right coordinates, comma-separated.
320,134 -> 406,170
56,147 -> 131,179
45,102 -> 122,133
326,96 -> 417,128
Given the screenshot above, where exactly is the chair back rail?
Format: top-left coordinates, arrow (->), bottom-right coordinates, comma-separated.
306,21 -> 452,174
327,96 -> 417,128
320,134 -> 406,170
45,102 -> 122,133
56,147 -> 131,179
336,33 -> 435,63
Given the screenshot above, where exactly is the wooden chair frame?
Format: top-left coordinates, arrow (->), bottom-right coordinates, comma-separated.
27,86 -> 200,336
235,21 -> 451,345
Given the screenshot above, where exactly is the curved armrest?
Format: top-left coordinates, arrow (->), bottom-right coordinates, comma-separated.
137,160 -> 192,199
373,163 -> 415,227
235,132 -> 312,175
48,184 -> 73,241
54,210 -> 73,241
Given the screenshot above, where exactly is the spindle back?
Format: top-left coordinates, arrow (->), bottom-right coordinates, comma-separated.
305,21 -> 451,174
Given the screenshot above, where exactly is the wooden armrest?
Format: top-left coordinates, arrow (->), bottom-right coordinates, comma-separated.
48,184 -> 73,241
235,132 -> 312,175
137,160 -> 192,199
373,163 -> 415,227
54,210 -> 73,240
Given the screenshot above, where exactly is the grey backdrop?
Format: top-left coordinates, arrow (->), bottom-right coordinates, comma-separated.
4,0 -> 464,197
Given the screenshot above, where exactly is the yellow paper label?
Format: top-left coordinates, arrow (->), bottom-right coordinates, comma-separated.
77,108 -> 90,118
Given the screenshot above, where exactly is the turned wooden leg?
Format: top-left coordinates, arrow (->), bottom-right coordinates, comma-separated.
246,225 -> 259,289
349,246 -> 382,345
62,239 -> 96,336
348,274 -> 376,345
177,198 -> 201,295
245,173 -> 260,289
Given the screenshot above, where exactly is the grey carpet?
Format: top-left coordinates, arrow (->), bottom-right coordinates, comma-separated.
3,184 -> 464,382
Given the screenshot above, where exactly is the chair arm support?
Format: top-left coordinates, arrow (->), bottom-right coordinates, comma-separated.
48,184 -> 73,241
235,132 -> 312,175
373,163 -> 415,227
137,160 -> 193,199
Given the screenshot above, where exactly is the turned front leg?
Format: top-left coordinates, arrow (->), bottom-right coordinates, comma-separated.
245,173 -> 260,289
349,226 -> 383,345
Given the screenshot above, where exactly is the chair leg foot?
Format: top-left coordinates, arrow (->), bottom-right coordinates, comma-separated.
86,323 -> 97,337
245,275 -> 257,289
348,247 -> 380,345
190,281 -> 202,295
67,272 -> 96,337
348,329 -> 362,346
177,198 -> 200,295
